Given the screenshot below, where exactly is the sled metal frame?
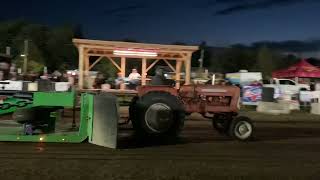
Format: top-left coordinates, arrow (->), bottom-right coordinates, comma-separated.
0,92 -> 94,143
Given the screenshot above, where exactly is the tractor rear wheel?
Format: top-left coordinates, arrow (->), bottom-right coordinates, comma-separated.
228,116 -> 254,141
130,92 -> 185,140
212,114 -> 232,134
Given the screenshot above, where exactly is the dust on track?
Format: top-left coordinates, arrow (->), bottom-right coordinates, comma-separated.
1,112 -> 320,179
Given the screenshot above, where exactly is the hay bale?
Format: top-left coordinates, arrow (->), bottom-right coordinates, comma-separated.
257,101 -> 290,115
278,100 -> 300,111
311,103 -> 320,115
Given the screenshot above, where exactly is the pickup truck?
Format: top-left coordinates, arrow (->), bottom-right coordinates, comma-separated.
263,78 -> 310,95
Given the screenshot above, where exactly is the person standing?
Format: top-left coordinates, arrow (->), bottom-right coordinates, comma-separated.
115,72 -> 124,89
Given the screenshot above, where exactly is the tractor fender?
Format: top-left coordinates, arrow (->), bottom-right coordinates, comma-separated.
137,86 -> 178,97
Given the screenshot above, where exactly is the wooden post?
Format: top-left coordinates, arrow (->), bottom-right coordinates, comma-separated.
146,59 -> 160,72
106,56 -> 121,71
185,54 -> 192,85
78,45 -> 84,89
89,56 -> 104,70
84,53 -> 90,89
120,57 -> 126,78
84,54 -> 90,72
120,57 -> 126,90
175,60 -> 182,89
142,58 -> 147,85
163,59 -> 176,72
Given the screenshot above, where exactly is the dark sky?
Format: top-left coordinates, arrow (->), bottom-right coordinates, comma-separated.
2,0 -> 320,45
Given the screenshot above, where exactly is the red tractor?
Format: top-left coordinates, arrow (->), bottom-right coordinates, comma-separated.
129,85 -> 253,141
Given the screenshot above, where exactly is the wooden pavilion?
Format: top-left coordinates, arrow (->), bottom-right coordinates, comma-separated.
73,38 -> 199,90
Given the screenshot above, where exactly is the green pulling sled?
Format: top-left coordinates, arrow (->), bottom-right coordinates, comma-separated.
0,91 -> 118,149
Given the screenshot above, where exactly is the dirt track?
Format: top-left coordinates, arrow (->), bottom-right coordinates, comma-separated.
1,113 -> 320,180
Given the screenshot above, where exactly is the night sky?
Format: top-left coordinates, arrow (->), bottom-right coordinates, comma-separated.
2,0 -> 320,46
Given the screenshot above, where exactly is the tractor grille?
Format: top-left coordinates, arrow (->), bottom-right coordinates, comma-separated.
206,96 -> 231,106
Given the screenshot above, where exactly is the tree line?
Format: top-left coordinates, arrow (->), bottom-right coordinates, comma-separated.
0,20 -> 82,73
192,43 -> 301,79
0,20 -> 306,79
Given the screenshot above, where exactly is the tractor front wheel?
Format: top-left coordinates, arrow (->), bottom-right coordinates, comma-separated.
228,116 -> 254,141
130,92 -> 185,140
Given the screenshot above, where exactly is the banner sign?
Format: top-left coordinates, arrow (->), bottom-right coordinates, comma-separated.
242,85 -> 262,105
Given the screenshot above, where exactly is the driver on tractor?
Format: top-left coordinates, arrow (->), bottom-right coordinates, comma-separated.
127,68 -> 141,89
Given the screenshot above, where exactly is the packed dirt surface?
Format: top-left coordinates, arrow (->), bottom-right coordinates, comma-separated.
1,111 -> 320,180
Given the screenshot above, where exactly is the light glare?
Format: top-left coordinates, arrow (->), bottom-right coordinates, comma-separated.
113,50 -> 158,57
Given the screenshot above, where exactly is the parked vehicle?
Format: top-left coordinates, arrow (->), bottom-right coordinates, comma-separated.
226,70 -> 262,86
263,78 -> 310,95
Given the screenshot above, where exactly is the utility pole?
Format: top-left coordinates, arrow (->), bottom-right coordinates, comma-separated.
5,46 -> 10,56
23,40 -> 28,74
198,49 -> 204,68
